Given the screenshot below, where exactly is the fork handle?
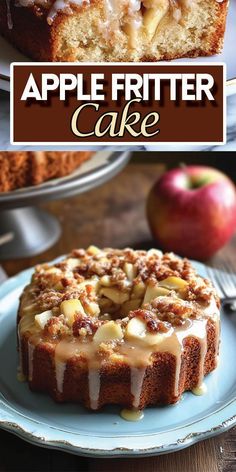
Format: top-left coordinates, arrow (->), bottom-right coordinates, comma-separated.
221,298 -> 236,311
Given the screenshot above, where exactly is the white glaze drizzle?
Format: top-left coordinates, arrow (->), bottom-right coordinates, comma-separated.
54,338 -> 101,408
33,151 -> 46,163
12,0 -> 189,26
180,319 -> 208,390
128,0 -> 141,14
130,366 -> 146,408
203,298 -> 220,367
159,318 -> 208,395
28,342 -> 35,381
192,382 -> 207,396
172,7 -> 181,21
17,324 -> 23,376
54,338 -> 77,394
47,0 -> 83,24
19,291 -> 220,407
120,408 -> 144,421
196,327 -> 208,387
16,0 -> 86,24
214,315 -> 220,366
9,0 -> 224,53
55,360 -> 66,393
88,368 -> 100,410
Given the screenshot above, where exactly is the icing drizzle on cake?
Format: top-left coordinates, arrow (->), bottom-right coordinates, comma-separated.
20,305 -> 220,410
7,0 -> 225,49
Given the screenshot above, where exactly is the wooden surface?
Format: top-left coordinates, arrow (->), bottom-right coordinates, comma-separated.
0,160 -> 236,472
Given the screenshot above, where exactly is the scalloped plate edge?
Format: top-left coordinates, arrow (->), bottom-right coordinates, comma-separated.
0,261 -> 236,457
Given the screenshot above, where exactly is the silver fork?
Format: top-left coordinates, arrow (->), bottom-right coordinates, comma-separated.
0,234 -> 11,285
206,261 -> 236,309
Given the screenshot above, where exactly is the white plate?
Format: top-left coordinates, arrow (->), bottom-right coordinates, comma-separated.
0,0 -> 235,93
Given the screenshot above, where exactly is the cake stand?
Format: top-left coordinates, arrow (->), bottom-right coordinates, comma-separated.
0,151 -> 130,260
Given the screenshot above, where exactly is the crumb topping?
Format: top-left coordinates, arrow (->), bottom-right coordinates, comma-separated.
19,246 -> 220,345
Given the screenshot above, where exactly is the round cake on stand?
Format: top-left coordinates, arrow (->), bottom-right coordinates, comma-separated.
0,151 -> 130,259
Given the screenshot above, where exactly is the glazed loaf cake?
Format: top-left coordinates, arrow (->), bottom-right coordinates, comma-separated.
17,247 -> 220,411
0,0 -> 229,62
0,151 -> 92,192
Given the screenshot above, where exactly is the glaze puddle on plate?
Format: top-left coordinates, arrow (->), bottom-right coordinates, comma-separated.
120,409 -> 144,422
192,383 -> 208,396
0,262 -> 235,456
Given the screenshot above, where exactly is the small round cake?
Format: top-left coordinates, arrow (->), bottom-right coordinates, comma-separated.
18,247 -> 220,411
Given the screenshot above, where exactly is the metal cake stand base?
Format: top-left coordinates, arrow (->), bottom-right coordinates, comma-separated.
0,207 -> 61,259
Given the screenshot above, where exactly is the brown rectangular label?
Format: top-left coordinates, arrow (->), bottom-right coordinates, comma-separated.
11,63 -> 225,144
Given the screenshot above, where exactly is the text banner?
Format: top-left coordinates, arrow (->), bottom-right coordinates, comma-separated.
11,63 -> 225,145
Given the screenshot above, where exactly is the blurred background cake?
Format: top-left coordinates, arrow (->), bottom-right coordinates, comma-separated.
0,151 -> 92,192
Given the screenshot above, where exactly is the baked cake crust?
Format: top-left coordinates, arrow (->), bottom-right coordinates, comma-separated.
0,151 -> 92,192
17,247 -> 220,410
0,0 -> 229,62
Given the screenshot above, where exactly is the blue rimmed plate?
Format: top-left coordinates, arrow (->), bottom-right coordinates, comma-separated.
0,261 -> 235,457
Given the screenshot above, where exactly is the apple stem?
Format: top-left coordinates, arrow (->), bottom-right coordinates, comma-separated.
179,162 -> 187,170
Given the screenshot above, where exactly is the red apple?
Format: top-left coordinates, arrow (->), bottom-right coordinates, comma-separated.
147,165 -> 236,260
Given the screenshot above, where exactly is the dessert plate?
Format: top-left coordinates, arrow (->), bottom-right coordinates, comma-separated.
0,0 -> 236,94
0,261 -> 236,457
